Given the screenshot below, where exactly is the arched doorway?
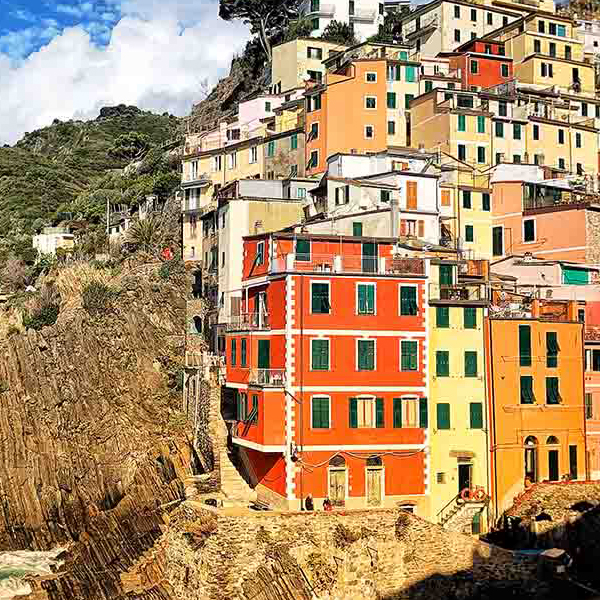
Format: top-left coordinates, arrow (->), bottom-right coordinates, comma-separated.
547,436 -> 560,481
328,455 -> 346,507
366,455 -> 383,507
524,436 -> 539,484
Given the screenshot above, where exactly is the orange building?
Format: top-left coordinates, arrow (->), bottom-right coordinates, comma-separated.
224,232 -> 432,513
585,325 -> 600,479
485,297 -> 586,518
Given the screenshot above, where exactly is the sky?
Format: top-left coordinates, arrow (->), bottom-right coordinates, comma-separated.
0,0 -> 251,145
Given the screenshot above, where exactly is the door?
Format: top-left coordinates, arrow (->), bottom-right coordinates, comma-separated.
329,469 -> 346,506
257,340 -> 270,369
458,463 -> 472,495
366,468 -> 383,506
362,242 -> 377,273
548,450 -> 559,481
257,292 -> 267,328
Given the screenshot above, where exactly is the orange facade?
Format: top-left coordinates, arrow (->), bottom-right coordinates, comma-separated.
226,232 -> 430,511
485,305 -> 586,517
448,41 -> 513,91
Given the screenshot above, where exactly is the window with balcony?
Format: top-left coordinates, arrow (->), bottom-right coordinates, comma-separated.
465,351 -> 478,377
401,340 -> 418,371
519,325 -> 532,366
546,377 -> 560,405
400,286 -> 418,316
436,350 -> 449,377
357,283 -> 376,315
311,282 -> 330,314
520,375 -> 534,404
312,397 -> 330,428
311,339 -> 330,370
357,340 -> 376,371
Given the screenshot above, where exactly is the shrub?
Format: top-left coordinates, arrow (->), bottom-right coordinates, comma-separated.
23,304 -> 59,330
7,325 -> 20,337
82,281 -> 119,315
158,258 -> 185,280
1,257 -> 30,292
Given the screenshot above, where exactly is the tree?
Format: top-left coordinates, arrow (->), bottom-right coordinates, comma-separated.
368,11 -> 404,44
108,132 -> 151,162
219,0 -> 299,61
321,20 -> 358,46
284,18 -> 314,42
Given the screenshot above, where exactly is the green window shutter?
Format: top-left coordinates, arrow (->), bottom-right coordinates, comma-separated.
291,134 -> 298,150
464,307 -> 477,329
562,267 -> 589,285
519,325 -> 531,366
311,339 -> 329,370
405,66 -> 416,82
419,397 -> 428,428
311,283 -> 330,313
241,338 -> 247,366
477,115 -> 485,133
470,402 -> 483,429
546,377 -> 560,404
358,340 -> 375,370
458,114 -> 466,131
436,351 -> 449,377
546,332 -> 558,367
405,94 -> 414,109
376,398 -> 385,428
465,225 -> 474,242
401,341 -> 418,371
439,265 -> 453,285
387,92 -> 397,109
482,192 -> 490,211
425,80 -> 432,92
436,306 -> 449,328
296,239 -> 310,261
349,397 -> 358,428
393,398 -> 403,428
520,375 -> 534,404
463,191 -> 472,208
465,351 -> 478,377
357,284 -> 375,315
437,403 -> 451,430
400,286 -> 417,315
312,397 -> 330,428
231,339 -> 237,366
353,222 -> 363,236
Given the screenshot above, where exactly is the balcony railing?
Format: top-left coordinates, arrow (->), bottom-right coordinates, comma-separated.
350,7 -> 376,21
429,283 -> 488,302
271,253 -> 424,276
249,369 -> 286,387
227,312 -> 270,331
306,2 -> 335,16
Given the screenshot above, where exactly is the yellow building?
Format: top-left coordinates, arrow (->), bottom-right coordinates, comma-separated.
428,258 -> 490,534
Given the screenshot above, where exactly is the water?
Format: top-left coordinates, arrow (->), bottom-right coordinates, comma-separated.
0,550 -> 65,599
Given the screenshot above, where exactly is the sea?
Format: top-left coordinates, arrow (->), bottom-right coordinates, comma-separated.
0,550 -> 65,599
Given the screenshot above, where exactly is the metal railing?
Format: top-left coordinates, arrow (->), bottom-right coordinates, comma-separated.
249,369 -> 286,387
350,7 -> 376,20
306,2 -> 335,16
227,312 -> 270,331
430,283 -> 488,302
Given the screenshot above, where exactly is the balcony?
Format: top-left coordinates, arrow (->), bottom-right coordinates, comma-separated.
350,8 -> 376,22
586,327 -> 600,341
227,312 -> 270,331
429,283 -> 488,303
271,253 -> 425,276
249,369 -> 286,387
306,2 -> 335,16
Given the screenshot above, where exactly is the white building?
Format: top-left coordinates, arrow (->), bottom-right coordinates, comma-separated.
299,0 -> 386,40
33,227 -> 75,256
578,19 -> 600,56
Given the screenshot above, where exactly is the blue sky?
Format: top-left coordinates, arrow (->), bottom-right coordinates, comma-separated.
0,0 -> 250,144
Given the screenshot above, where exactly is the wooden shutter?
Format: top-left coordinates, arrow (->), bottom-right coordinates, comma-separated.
570,445 -> 578,479
393,398 -> 402,428
437,403 -> 450,429
519,325 -> 532,366
441,190 -> 451,206
349,397 -> 358,428
436,351 -> 449,376
376,398 -> 385,428
520,376 -> 534,404
465,351 -> 477,377
231,339 -> 237,366
464,307 -> 477,329
436,306 -> 449,328
470,402 -> 483,429
546,332 -> 558,367
296,239 -> 311,261
419,397 -> 428,428
418,220 -> 424,238
407,181 -> 418,210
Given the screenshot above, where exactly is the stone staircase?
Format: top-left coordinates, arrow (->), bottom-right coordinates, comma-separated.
440,500 -> 487,534
219,447 -> 257,506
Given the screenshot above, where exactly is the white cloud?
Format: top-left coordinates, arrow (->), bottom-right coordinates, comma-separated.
0,2 -> 250,144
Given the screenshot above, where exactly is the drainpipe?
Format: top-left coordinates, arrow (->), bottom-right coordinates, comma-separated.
482,307 -> 493,530
487,318 -> 500,524
583,322 -> 589,480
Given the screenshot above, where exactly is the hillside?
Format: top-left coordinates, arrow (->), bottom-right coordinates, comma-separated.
0,105 -> 180,250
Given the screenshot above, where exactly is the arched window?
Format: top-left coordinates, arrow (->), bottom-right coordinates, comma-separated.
329,455 -> 346,467
193,316 -> 202,334
546,436 -> 559,445
524,436 -> 539,483
367,455 -> 383,467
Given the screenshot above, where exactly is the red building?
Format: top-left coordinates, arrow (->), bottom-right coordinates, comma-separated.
225,232 -> 432,513
443,39 -> 513,91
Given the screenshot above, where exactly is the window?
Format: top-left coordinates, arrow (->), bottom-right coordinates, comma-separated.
381,190 -> 391,203
487,12 -> 492,25
311,17 -> 319,30
353,222 -> 363,237
523,219 -> 535,242
393,397 -> 423,428
436,351 -> 449,377
465,225 -> 474,243
241,338 -> 247,367
405,94 -> 414,109
482,192 -> 490,211
594,350 -> 600,372
519,325 -> 532,367
474,116 -> 485,136
400,286 -> 418,315
520,375 -> 534,404
265,101 -> 272,112
464,307 -> 477,329
425,80 -> 433,92
213,155 -> 222,171
470,8 -> 476,21
436,306 -> 450,328
454,29 -> 460,43
307,70 -> 322,83
349,397 -> 383,428
538,20 -> 545,33
309,150 -> 319,169
311,339 -> 330,370
577,163 -> 583,176
388,120 -> 396,135
534,39 -> 541,53
267,141 -> 275,157
463,190 -> 472,209
357,340 -> 375,371
513,123 -> 521,140
387,92 -> 397,109
296,239 -> 310,262
546,377 -> 560,405
312,397 -> 330,428
495,152 -> 502,165
357,283 -> 375,315
249,146 -> 258,164
533,124 -> 539,140
401,341 -> 418,371
365,96 -> 377,109
437,403 -> 451,429
365,125 -> 374,139
470,60 -> 478,74
458,144 -> 466,161
546,332 -> 559,368
501,64 -> 509,77
576,132 -> 582,148
297,187 -> 307,199
309,122 -> 319,140
349,0 -> 355,14
470,403 -> 483,429
291,134 -> 298,151
499,101 -> 507,117
458,114 -> 466,132
558,129 -> 565,145
549,42 -> 556,57
513,154 -> 521,164
495,121 -> 504,138
405,66 -> 416,82
558,158 -> 565,170
231,339 -> 237,366
465,351 -> 478,377
557,24 -> 566,37
503,16 -> 508,26
366,72 -> 377,83
454,5 -> 460,17
585,394 -> 593,419
570,445 -> 578,479
228,152 -> 237,169
477,146 -> 486,164
311,282 -> 330,314
256,241 -> 265,266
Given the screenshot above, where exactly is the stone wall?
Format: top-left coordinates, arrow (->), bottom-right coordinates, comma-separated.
586,211 -> 600,265
159,504 -> 547,600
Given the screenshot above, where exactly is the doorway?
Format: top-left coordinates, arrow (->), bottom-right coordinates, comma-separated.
548,450 -> 559,481
257,340 -> 270,369
362,242 -> 377,273
366,456 -> 383,506
524,436 -> 539,483
458,463 -> 472,494
329,455 -> 346,506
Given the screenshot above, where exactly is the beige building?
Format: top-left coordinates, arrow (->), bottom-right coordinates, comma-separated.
33,226 -> 75,256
